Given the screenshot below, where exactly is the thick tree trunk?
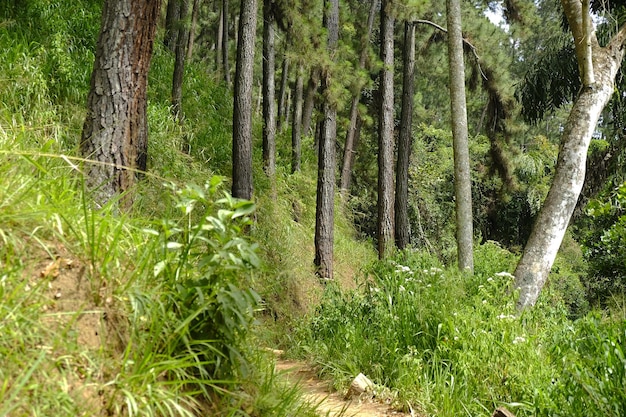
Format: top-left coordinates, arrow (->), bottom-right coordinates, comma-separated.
262,0 -> 276,177
81,0 -> 160,207
302,68 -> 320,136
232,0 -> 257,200
292,66 -> 304,173
514,1 -> 626,310
395,21 -> 416,250
377,0 -> 395,259
314,0 -> 339,280
222,0 -> 231,85
172,0 -> 190,122
278,57 -> 290,131
446,0 -> 474,272
339,0 -> 378,196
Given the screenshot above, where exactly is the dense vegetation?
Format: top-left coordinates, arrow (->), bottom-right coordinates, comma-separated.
1,1 -> 626,416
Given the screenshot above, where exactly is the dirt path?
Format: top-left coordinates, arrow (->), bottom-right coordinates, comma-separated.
275,358 -> 412,417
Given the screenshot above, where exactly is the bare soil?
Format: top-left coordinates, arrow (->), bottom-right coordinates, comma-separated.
275,358 -> 413,417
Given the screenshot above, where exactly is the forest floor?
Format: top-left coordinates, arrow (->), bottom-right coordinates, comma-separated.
274,357 -> 414,417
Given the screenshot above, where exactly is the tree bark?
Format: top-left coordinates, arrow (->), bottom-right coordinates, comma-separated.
215,1 -> 223,72
302,67 -> 320,136
514,2 -> 626,310
262,0 -> 277,177
81,0 -> 160,208
172,0 -> 190,122
446,0 -> 474,272
395,21 -> 416,250
292,66 -> 304,173
377,0 -> 395,259
314,0 -> 339,280
186,0 -> 200,61
164,0 -> 180,52
278,56 -> 290,131
340,0 -> 378,196
232,0 -> 257,200
222,0 -> 231,85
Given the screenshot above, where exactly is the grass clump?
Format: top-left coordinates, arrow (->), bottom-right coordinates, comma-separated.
293,243 -> 602,416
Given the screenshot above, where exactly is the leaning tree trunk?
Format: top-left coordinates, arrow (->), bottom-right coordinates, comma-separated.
81,0 -> 160,208
446,0 -> 474,273
262,0 -> 277,177
232,0 -> 257,200
377,0 -> 395,259
314,0 -> 339,280
395,21 -> 416,250
514,0 -> 626,310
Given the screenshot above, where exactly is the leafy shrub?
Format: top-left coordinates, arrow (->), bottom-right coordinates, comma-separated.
126,177 -> 261,383
297,245 -> 564,416
546,315 -> 626,417
580,182 -> 626,305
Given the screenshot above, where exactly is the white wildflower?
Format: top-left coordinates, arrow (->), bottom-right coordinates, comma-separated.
495,271 -> 515,278
512,336 -> 526,344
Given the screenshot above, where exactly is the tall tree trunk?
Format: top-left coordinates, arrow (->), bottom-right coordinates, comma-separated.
302,67 -> 320,136
232,0 -> 257,200
81,0 -> 160,207
339,0 -> 378,196
186,0 -> 200,61
164,0 -> 180,52
277,56 -> 290,131
446,0 -> 474,272
292,65 -> 304,173
222,0 -> 231,85
377,0 -> 395,259
395,21 -> 416,250
314,0 -> 339,280
514,0 -> 626,310
172,0 -> 190,122
215,1 -> 223,72
262,0 -> 276,177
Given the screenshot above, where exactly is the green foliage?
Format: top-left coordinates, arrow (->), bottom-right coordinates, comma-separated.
580,182 -> 626,305
294,244 -> 570,416
146,178 -> 261,378
545,315 -> 626,417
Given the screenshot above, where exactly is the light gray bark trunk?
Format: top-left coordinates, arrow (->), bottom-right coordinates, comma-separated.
446,0 -> 474,272
232,0 -> 257,200
395,21 -> 416,250
514,0 -> 626,310
377,0 -> 395,259
514,40 -> 626,309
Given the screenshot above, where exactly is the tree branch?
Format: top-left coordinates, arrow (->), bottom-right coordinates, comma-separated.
413,19 -> 487,80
